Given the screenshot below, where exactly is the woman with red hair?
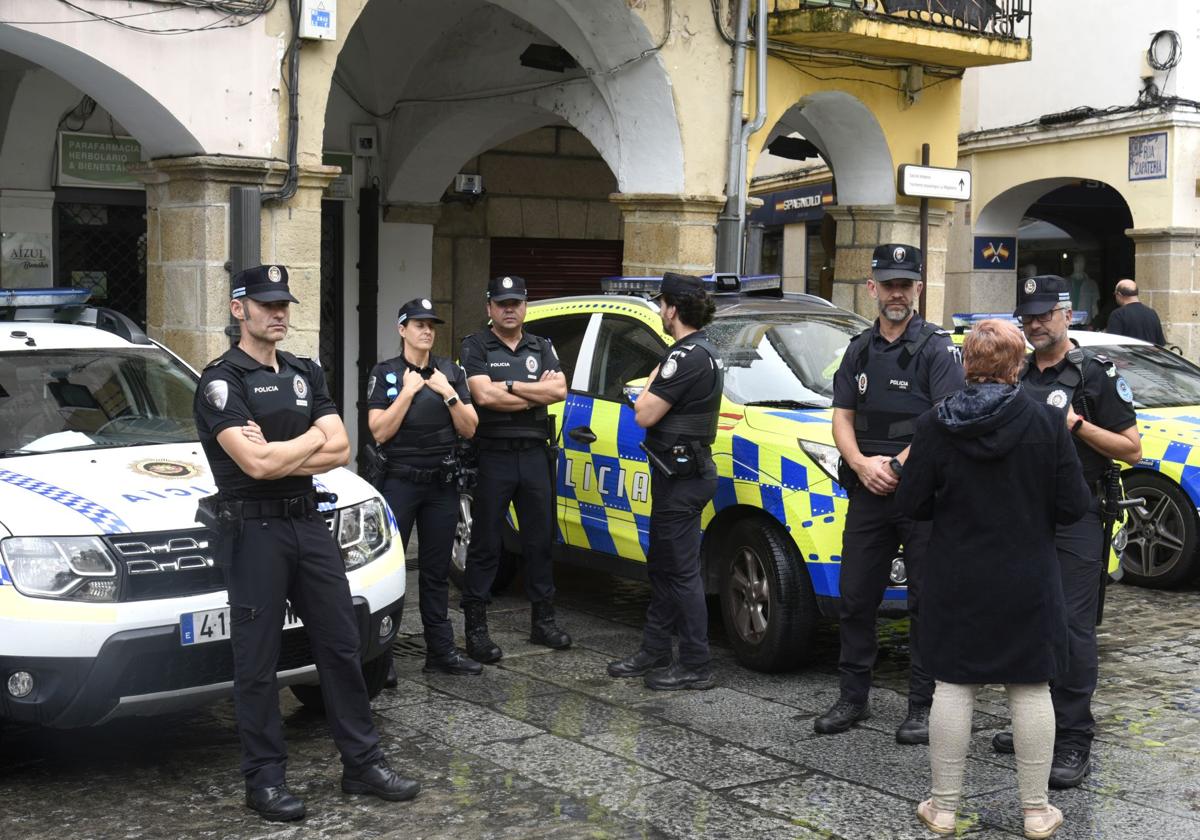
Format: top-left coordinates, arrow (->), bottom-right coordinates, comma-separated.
896,319 -> 1090,839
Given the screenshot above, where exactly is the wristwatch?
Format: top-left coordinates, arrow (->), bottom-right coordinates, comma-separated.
505,379 -> 514,394
888,457 -> 904,477
444,394 -> 459,407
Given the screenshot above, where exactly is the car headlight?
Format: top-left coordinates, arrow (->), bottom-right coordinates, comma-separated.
799,440 -> 842,484
337,498 -> 391,571
1,536 -> 118,601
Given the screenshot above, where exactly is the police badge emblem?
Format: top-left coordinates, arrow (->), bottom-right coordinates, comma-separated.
421,298 -> 431,309
1116,377 -> 1134,403
502,277 -> 513,289
204,379 -> 228,410
1024,278 -> 1037,295
893,247 -> 906,264
661,358 -> 678,379
268,265 -> 282,283
1047,389 -> 1069,408
856,373 -> 868,394
526,356 -> 539,374
293,375 -> 309,399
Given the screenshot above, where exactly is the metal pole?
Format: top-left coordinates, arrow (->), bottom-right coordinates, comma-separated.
715,0 -> 752,274
733,0 -> 769,274
919,143 -> 929,319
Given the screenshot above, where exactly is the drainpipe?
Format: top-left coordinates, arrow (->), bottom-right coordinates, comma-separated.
262,0 -> 301,203
715,0 -> 768,274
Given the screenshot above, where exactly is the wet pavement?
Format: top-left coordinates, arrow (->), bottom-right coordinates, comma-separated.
2,561 -> 1199,839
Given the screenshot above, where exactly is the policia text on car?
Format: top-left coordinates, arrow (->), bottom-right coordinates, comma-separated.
193,265 -> 421,823
990,274 -> 1142,789
458,275 -> 571,663
606,272 -> 724,691
367,298 -> 481,679
818,244 -> 966,744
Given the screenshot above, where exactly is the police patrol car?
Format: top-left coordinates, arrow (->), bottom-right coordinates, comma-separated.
0,290 -> 405,732
452,275 -> 873,672
952,312 -> 1200,590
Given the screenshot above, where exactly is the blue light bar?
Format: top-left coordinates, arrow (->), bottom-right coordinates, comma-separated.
951,312 -> 1020,328
0,288 -> 92,308
600,274 -> 782,296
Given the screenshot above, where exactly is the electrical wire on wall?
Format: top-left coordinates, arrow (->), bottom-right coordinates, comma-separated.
261,0 -> 299,202
8,0 -> 278,34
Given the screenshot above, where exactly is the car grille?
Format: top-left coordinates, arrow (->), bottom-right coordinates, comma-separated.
106,529 -> 226,602
117,627 -> 317,695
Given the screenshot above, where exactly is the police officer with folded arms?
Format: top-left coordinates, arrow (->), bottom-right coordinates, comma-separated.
816,244 -> 965,743
459,275 -> 570,663
368,297 -> 480,677
991,275 -> 1141,788
607,272 -> 723,691
194,265 -> 419,822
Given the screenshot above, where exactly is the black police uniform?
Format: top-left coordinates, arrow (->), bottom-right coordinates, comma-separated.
829,246 -> 965,719
1017,276 -> 1137,759
640,317 -> 723,673
194,268 -> 384,795
367,301 -> 472,662
459,275 -> 567,655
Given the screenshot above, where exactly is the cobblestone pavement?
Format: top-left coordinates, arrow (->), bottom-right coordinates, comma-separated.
2,561 -> 1198,839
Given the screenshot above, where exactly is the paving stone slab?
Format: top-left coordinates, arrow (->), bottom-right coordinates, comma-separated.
377,696 -> 542,749
632,687 -> 812,750
404,662 -> 566,707
499,646 -> 675,706
493,690 -> 666,742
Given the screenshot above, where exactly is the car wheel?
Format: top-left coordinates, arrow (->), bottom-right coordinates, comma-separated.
448,493 -> 519,595
1120,472 -> 1199,588
290,653 -> 392,711
718,517 -> 817,672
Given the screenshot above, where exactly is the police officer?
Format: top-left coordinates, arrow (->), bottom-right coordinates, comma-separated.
194,265 -> 419,822
816,244 -> 965,743
607,272 -> 723,691
459,275 -> 570,662
367,298 -> 481,677
991,275 -> 1141,787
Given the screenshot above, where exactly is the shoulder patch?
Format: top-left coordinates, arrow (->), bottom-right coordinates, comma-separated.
1116,376 -> 1134,403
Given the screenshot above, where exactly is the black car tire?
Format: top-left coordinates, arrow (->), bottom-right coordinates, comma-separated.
718,517 -> 817,672
448,492 -> 520,595
1120,471 -> 1199,588
289,653 -> 391,711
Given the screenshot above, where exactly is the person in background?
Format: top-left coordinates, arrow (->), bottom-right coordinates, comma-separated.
1105,280 -> 1166,345
896,319 -> 1090,840
367,298 -> 480,679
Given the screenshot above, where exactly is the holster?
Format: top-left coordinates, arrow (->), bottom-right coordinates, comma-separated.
639,441 -> 677,477
837,457 -> 862,495
195,493 -> 241,568
358,441 -> 389,491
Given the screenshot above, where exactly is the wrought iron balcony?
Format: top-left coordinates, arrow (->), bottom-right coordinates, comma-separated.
768,0 -> 1032,67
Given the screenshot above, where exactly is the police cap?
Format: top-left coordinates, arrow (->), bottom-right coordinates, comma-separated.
398,297 -> 444,324
655,272 -> 705,300
231,264 -> 299,304
487,275 -> 527,302
870,244 -> 923,282
1014,274 -> 1071,317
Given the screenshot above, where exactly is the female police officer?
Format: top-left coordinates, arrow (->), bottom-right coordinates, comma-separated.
368,298 -> 481,676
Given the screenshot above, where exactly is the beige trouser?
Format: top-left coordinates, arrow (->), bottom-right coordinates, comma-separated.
930,681 -> 1054,811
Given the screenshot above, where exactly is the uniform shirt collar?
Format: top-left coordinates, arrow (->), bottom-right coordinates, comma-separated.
871,314 -> 925,344
401,353 -> 434,377
224,345 -> 281,371
486,329 -> 537,351
1025,339 -> 1081,376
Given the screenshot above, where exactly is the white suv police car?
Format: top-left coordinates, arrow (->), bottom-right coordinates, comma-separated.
0,290 -> 404,732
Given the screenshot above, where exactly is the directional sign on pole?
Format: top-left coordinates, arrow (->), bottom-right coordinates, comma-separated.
898,164 -> 972,201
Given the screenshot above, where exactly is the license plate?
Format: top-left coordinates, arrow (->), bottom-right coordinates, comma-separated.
180,603 -> 304,646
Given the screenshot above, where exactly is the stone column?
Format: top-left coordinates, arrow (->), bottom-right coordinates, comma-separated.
825,204 -> 951,326
1127,227 -> 1200,355
610,194 -> 724,277
131,156 -> 337,371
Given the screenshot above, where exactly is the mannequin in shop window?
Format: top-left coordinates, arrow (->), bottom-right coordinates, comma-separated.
1068,255 -> 1099,327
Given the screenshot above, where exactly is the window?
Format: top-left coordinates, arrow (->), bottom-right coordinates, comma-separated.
529,314 -> 591,383
591,316 -> 664,400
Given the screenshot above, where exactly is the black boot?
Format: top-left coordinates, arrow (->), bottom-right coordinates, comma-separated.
1049,748 -> 1091,789
384,655 -> 398,689
423,648 -> 483,676
895,702 -> 930,745
529,601 -> 571,649
813,698 -> 871,734
607,649 -> 671,678
341,760 -> 421,802
246,785 -> 306,822
462,602 -> 502,664
991,731 -> 1015,754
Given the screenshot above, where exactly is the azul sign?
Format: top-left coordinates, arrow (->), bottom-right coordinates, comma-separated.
973,236 -> 1017,271
1129,132 -> 1168,181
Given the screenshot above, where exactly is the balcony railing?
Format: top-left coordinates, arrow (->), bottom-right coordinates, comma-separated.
769,0 -> 1032,41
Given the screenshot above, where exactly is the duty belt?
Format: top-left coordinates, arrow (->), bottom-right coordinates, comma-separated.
231,494 -> 317,519
475,437 -> 546,451
388,463 -> 453,484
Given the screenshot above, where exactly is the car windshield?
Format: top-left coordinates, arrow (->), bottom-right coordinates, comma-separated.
1089,343 -> 1200,409
0,348 -> 199,454
706,312 -> 869,407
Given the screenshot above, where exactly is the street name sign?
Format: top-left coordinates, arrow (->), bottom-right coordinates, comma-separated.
898,164 -> 972,201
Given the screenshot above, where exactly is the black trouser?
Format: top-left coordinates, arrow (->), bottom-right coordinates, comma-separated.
642,466 -> 717,668
462,443 -> 555,605
1051,497 -> 1102,753
224,512 -> 383,790
837,484 -> 933,706
383,475 -> 459,656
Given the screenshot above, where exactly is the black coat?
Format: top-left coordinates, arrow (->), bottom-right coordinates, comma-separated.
895,384 -> 1091,684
